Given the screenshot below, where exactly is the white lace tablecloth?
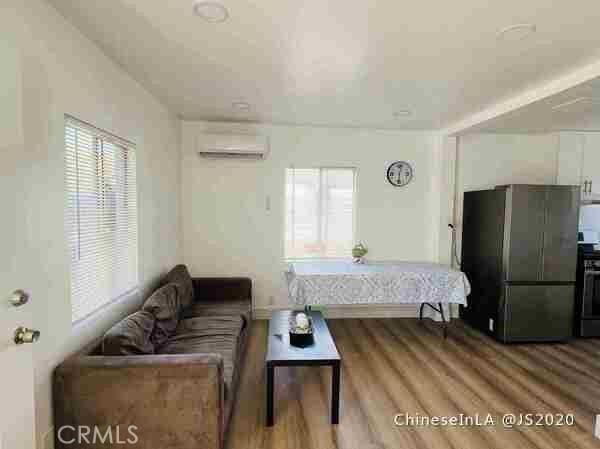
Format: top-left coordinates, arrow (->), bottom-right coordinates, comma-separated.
285,260 -> 470,306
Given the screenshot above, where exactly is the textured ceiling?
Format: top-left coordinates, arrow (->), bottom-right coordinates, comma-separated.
48,0 -> 600,130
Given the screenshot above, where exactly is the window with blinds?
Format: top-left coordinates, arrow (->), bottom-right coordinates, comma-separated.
65,116 -> 138,323
285,167 -> 356,259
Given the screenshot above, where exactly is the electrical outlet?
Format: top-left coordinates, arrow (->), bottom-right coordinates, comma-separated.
44,427 -> 55,449
594,415 -> 600,439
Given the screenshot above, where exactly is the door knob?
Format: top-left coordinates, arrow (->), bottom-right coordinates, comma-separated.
8,289 -> 29,307
14,327 -> 40,345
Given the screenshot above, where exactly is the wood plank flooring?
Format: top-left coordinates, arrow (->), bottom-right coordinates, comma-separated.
226,319 -> 600,449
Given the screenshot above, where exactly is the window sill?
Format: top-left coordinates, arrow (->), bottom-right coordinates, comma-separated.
71,287 -> 140,335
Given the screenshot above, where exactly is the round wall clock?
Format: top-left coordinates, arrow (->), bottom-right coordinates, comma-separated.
387,161 -> 413,187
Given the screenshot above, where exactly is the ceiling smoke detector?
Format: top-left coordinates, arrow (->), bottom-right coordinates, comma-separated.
497,23 -> 537,42
193,1 -> 229,23
393,110 -> 412,118
233,102 -> 251,112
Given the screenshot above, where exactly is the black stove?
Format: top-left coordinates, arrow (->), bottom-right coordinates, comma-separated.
575,244 -> 600,337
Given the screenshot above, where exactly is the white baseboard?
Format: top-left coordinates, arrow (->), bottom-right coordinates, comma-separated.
253,304 -> 460,320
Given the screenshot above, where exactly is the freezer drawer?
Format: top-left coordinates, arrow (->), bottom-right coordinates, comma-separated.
500,284 -> 574,342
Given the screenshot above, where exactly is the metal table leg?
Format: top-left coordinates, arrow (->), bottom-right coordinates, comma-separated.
438,302 -> 447,339
331,362 -> 341,424
419,302 -> 448,339
266,364 -> 274,426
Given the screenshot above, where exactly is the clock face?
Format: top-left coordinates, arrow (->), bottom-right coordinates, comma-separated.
387,161 -> 413,187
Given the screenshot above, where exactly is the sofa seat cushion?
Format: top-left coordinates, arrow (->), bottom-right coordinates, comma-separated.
157,316 -> 244,397
175,315 -> 245,337
142,283 -> 181,348
183,298 -> 252,322
163,265 -> 194,311
102,311 -> 156,355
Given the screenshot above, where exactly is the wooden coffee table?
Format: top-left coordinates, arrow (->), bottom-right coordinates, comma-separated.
265,310 -> 341,426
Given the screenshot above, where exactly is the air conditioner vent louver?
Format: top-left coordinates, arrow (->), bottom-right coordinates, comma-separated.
198,133 -> 269,160
198,151 -> 264,160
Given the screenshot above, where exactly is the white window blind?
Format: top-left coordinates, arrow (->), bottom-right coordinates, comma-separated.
65,116 -> 138,323
285,167 -> 356,259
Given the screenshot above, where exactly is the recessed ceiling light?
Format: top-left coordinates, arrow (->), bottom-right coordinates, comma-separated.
497,24 -> 537,42
233,102 -> 250,111
193,1 -> 229,23
393,110 -> 412,118
552,97 -> 589,111
552,97 -> 600,111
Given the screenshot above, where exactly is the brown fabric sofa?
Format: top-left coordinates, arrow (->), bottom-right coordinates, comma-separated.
53,266 -> 252,449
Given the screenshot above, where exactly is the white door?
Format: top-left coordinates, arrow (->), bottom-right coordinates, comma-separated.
0,32 -> 38,449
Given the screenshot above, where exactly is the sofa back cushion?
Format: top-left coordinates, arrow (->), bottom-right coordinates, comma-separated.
142,283 -> 181,347
102,310 -> 156,355
163,264 -> 194,311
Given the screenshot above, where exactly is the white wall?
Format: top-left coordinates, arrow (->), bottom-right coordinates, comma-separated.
181,121 -> 443,313
4,1 -> 181,446
454,133 -> 560,252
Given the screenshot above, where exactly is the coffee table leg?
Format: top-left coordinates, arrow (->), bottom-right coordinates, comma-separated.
331,362 -> 340,424
266,364 -> 274,426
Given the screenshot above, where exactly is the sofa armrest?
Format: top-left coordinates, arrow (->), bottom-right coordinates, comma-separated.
54,354 -> 225,449
192,277 -> 252,302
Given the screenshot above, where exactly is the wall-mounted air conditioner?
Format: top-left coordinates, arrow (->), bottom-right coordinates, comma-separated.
198,133 -> 270,159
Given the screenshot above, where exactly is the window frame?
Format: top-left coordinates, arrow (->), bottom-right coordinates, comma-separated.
284,166 -> 358,261
64,115 -> 139,324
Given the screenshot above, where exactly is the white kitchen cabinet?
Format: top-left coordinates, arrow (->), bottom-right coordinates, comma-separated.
581,133 -> 600,196
557,132 -> 584,185
557,132 -> 600,199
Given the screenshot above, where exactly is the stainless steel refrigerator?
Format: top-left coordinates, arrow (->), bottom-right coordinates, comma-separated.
460,185 -> 580,342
